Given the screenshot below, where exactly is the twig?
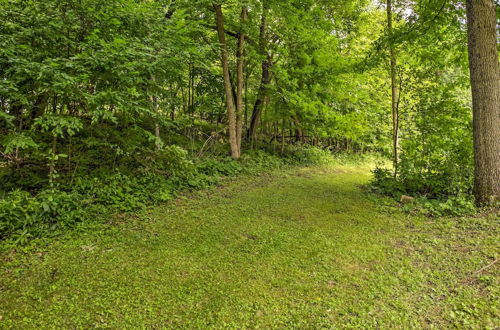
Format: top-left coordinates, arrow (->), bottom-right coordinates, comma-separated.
473,259 -> 498,275
458,259 -> 499,286
198,134 -> 216,158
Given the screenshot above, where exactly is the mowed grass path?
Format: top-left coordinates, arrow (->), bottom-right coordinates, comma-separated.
1,164 -> 498,328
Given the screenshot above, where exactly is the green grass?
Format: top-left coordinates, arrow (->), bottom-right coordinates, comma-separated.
1,163 -> 498,328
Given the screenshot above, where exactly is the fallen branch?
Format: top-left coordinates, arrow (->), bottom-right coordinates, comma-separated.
473,259 -> 498,275
459,259 -> 499,287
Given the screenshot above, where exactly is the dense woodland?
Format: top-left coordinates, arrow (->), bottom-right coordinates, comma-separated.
0,0 -> 499,327
0,0 -> 499,245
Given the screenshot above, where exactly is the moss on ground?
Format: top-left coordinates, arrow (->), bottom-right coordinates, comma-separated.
0,164 -> 498,328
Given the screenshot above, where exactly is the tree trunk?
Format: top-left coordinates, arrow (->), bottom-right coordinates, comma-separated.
189,64 -> 195,119
29,94 -> 49,122
387,0 -> 399,177
150,76 -> 162,151
49,135 -> 57,186
170,84 -> 177,121
236,7 -> 248,153
247,0 -> 271,141
292,115 -> 303,143
281,119 -> 285,153
152,94 -> 161,151
466,0 -> 500,206
214,3 -> 240,159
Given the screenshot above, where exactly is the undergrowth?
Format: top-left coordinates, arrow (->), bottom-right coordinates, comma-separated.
369,166 -> 478,217
0,145 -> 334,250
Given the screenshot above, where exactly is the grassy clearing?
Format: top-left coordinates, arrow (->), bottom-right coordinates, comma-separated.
0,163 -> 498,328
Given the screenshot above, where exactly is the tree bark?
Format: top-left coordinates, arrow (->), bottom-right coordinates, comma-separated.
150,76 -> 162,151
466,0 -> 500,206
236,7 -> 248,152
214,3 -> 240,159
29,94 -> 49,122
152,94 -> 161,151
248,0 -> 271,141
387,0 -> 399,177
292,115 -> 303,143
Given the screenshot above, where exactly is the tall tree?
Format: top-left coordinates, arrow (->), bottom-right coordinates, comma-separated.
466,0 -> 500,205
247,0 -> 271,142
387,0 -> 399,176
213,3 -> 240,159
236,6 -> 248,152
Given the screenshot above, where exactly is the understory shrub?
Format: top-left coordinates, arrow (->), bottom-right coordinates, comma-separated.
0,189 -> 96,246
408,195 -> 476,217
197,158 -> 243,177
239,150 -> 285,173
370,166 -> 476,217
0,174 -> 178,248
283,144 -> 333,165
0,145 -> 335,249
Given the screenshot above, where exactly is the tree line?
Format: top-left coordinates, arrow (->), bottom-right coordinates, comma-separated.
0,0 -> 498,207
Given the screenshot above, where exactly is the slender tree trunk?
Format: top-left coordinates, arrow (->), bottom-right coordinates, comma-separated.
214,3 -> 240,159
248,0 -> 271,141
466,0 -> 500,206
170,84 -> 177,121
236,7 -> 248,153
30,94 -> 49,122
152,94 -> 161,151
181,87 -> 187,113
149,76 -> 162,151
189,64 -> 195,120
292,115 -> 303,143
244,64 -> 255,130
49,135 -> 57,186
387,0 -> 399,177
188,64 -> 192,117
281,119 -> 285,153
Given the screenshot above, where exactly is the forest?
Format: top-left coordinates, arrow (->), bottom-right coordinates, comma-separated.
0,0 -> 499,327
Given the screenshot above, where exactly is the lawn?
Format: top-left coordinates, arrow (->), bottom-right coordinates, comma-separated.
1,164 -> 498,328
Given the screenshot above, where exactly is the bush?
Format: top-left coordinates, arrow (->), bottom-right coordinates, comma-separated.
239,150 -> 285,173
73,173 -> 174,212
370,166 -> 476,217
140,145 -> 196,177
0,144 -> 339,249
370,167 -> 405,197
283,145 -> 333,165
196,158 -> 243,177
0,171 -> 182,248
0,189 -> 94,246
411,195 -> 476,217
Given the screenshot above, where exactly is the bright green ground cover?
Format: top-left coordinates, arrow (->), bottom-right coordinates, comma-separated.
0,163 -> 498,328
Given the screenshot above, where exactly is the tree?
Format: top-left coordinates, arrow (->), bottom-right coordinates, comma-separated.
465,0 -> 500,205
236,6 -> 248,153
247,0 -> 271,142
387,0 -> 399,176
213,3 -> 240,159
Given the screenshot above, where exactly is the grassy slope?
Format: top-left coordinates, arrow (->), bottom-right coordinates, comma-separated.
0,163 -> 498,328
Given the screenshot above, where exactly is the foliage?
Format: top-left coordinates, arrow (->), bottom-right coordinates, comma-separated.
0,0 -> 494,324
0,144 -> 333,248
197,158 -> 243,177
0,189 -> 94,246
370,167 -> 477,217
1,132 -> 38,154
409,195 -> 477,218
0,0 -> 484,241
365,0 -> 476,215
283,144 -> 333,165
